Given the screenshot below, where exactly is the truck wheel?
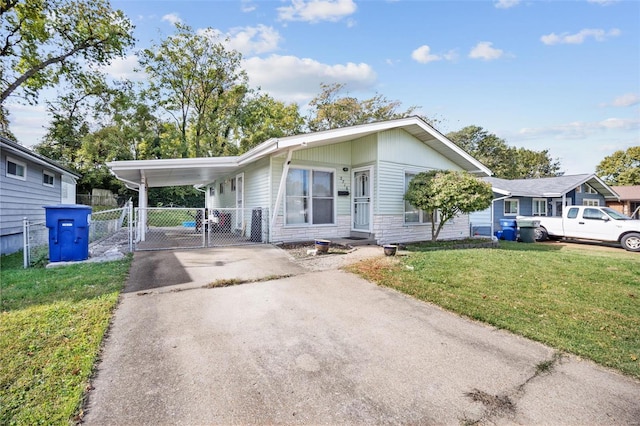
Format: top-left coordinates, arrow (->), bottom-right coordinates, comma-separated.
534,227 -> 548,241
621,233 -> 640,252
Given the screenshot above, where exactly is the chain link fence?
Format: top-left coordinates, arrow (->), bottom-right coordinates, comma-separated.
22,201 -> 133,268
134,207 -> 268,251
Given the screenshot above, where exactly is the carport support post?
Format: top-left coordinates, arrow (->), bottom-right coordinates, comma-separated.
139,175 -> 148,242
271,149 -> 294,234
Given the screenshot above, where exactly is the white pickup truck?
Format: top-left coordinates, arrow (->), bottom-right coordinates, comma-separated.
525,206 -> 640,252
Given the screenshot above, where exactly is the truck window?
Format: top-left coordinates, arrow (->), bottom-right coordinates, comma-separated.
583,208 -> 605,220
567,208 -> 579,219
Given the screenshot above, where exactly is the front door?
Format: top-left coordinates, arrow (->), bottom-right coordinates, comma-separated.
352,168 -> 372,232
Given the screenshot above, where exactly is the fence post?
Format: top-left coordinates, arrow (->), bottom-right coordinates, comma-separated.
23,217 -> 29,268
128,199 -> 133,252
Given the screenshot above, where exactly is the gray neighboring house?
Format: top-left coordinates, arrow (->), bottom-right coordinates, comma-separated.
1,136 -> 80,255
470,174 -> 620,237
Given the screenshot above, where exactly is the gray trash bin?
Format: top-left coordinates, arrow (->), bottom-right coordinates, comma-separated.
517,219 -> 541,243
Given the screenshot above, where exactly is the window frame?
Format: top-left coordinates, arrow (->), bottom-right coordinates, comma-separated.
583,198 -> 599,207
585,184 -> 598,194
219,182 -> 224,195
43,170 -> 55,187
532,198 -> 547,216
504,199 -> 519,216
404,172 -> 440,225
6,156 -> 27,181
284,166 -> 336,227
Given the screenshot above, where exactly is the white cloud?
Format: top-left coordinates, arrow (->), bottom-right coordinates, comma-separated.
161,13 -> 182,25
411,45 -> 458,64
5,103 -> 49,146
226,25 -> 282,55
494,0 -> 520,9
516,117 -> 640,140
241,0 -> 257,13
411,45 -> 441,64
540,28 -> 621,45
278,0 -> 357,23
101,55 -> 147,81
610,93 -> 640,107
468,42 -> 504,61
242,54 -> 376,104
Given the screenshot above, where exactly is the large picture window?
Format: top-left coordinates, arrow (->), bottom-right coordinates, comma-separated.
285,168 -> 334,225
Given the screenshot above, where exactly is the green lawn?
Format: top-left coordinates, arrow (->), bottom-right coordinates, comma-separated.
348,241 -> 640,378
0,252 -> 131,425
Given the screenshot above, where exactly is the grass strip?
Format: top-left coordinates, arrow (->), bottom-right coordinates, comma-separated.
348,241 -> 640,378
0,252 -> 131,424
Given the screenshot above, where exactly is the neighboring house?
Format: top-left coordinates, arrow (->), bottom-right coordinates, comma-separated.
470,174 -> 620,237
607,185 -> 640,219
108,116 -> 492,245
1,136 -> 80,255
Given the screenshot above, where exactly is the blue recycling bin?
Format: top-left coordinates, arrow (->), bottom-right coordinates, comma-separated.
498,218 -> 517,241
44,204 -> 92,262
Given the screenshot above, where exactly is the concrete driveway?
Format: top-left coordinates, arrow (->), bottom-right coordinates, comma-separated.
83,245 -> 640,425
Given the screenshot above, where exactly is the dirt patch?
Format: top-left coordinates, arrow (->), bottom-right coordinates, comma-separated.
277,242 -> 386,271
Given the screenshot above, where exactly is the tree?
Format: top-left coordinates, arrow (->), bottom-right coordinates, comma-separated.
447,125 -> 562,179
596,147 -> 640,185
140,24 -> 248,158
236,93 -> 304,153
0,0 -> 134,105
306,83 -> 417,132
404,170 -> 493,241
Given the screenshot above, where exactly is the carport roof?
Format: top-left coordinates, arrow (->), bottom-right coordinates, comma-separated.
107,116 -> 492,188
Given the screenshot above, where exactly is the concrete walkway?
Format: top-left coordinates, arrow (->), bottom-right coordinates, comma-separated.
83,245 -> 640,425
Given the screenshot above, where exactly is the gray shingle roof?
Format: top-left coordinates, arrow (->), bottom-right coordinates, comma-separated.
482,174 -> 619,199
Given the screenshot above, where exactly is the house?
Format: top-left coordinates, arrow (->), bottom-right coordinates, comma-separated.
1,136 -> 80,255
607,185 -> 640,219
107,116 -> 492,246
470,174 -> 620,237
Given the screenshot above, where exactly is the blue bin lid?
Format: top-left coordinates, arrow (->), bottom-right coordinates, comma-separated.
499,218 -> 517,226
44,204 -> 92,210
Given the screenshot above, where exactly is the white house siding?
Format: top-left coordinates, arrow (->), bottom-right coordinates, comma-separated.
1,152 -> 63,254
268,141 -> 356,242
373,214 -> 470,245
376,129 -> 464,216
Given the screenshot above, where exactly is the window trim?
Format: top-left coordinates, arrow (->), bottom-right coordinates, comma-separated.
532,198 -> 547,216
284,166 -> 336,227
585,184 -> 598,194
583,198 -> 599,207
43,170 -> 55,187
504,199 -> 519,216
6,156 -> 27,181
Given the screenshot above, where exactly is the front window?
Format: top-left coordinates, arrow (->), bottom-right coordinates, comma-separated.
504,199 -> 519,216
583,199 -> 599,206
532,199 -> 547,216
404,173 -> 437,224
285,168 -> 334,225
7,157 -> 26,180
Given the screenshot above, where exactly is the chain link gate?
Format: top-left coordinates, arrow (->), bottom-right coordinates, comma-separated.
134,207 -> 268,251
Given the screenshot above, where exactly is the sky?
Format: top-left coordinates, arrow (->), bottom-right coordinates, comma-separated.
6,0 -> 640,175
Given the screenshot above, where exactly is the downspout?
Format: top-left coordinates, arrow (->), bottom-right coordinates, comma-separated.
491,194 -> 512,237
139,172 -> 147,242
270,148 -> 294,236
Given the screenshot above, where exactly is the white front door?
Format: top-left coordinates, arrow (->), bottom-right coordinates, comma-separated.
352,168 -> 372,232
235,174 -> 244,231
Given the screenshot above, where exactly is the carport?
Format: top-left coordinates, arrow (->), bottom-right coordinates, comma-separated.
107,156 -> 266,250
